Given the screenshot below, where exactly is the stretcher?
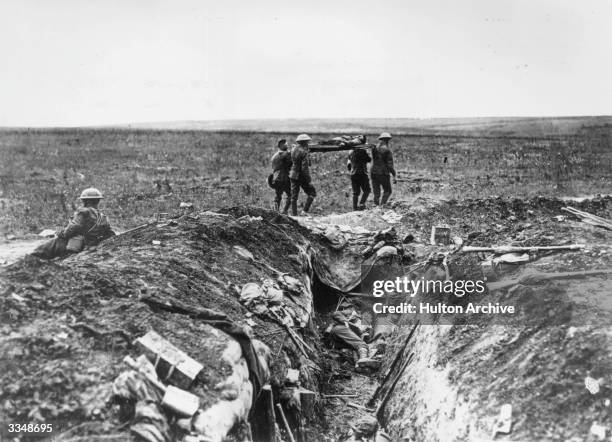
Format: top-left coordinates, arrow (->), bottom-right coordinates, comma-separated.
309,143 -> 375,153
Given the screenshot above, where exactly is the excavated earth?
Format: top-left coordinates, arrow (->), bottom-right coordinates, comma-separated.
1,196 -> 611,442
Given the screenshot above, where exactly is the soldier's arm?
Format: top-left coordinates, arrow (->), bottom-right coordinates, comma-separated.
387,150 -> 396,176
60,210 -> 87,238
302,152 -> 311,181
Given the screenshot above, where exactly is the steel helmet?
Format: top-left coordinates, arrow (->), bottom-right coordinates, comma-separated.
296,134 -> 312,142
331,312 -> 347,323
378,132 -> 392,140
79,187 -> 104,200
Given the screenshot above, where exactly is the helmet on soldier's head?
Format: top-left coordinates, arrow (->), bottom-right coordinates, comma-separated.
378,132 -> 392,140
296,134 -> 312,142
79,188 -> 103,200
332,312 -> 347,323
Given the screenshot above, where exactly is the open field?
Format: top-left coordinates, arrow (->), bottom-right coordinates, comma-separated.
1,120 -> 611,237
1,119 -> 612,441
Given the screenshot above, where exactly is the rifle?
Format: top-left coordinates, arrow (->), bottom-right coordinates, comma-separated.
460,244 -> 584,254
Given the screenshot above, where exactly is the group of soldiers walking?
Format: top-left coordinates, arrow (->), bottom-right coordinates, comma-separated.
32,132 -> 397,260
270,132 -> 397,215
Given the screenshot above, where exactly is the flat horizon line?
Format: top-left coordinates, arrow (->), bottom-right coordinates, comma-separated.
1,114 -> 611,130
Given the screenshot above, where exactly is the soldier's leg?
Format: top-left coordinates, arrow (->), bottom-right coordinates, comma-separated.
281,182 -> 291,214
371,174 -> 381,205
359,174 -> 371,206
290,179 -> 300,216
381,175 -> 392,204
350,176 -> 360,210
330,325 -> 368,352
302,181 -> 316,213
274,186 -> 283,211
31,237 -> 68,259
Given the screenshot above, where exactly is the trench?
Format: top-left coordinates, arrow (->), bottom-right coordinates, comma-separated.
2,198 -> 611,441
266,236 -> 612,442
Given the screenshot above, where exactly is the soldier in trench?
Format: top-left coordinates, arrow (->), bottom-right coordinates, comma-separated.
31,187 -> 115,259
327,311 -> 379,369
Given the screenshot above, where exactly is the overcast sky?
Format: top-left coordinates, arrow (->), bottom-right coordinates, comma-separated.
0,0 -> 611,126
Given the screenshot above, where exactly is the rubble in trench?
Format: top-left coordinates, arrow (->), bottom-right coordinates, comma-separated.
372,195 -> 612,441
1,195 -> 612,441
0,206 -> 401,442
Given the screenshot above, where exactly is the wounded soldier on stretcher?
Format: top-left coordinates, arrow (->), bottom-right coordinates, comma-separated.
325,304 -> 391,370
319,134 -> 367,147
32,187 -> 115,260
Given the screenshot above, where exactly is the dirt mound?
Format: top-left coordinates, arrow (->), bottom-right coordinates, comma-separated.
0,209 -> 352,441
1,196 -> 611,441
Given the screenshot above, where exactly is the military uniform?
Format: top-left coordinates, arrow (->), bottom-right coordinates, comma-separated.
370,143 -> 396,205
348,148 -> 371,210
270,150 -> 292,213
329,315 -> 368,353
32,207 -> 114,259
289,144 -> 316,215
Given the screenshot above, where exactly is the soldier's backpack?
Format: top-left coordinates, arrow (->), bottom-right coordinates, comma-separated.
83,211 -> 115,247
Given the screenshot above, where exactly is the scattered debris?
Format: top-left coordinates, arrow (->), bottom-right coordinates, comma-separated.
11,293 -> 26,302
135,330 -> 204,389
589,422 -> 608,441
123,355 -> 200,418
349,415 -> 378,439
376,245 -> 398,259
492,404 -> 513,436
286,368 -> 300,385
380,211 -> 403,224
323,226 -> 349,250
276,403 -> 296,442
562,206 -> 612,230
430,225 -> 451,245
492,252 -> 531,265
402,233 -> 415,243
585,376 -> 601,395
233,245 -> 255,261
461,244 -> 584,254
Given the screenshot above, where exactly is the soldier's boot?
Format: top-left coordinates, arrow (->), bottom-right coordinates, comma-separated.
291,199 -> 298,216
352,195 -> 359,211
359,191 -> 370,209
355,347 -> 380,371
282,199 -> 290,215
303,196 -> 314,213
355,347 -> 372,368
381,191 -> 392,205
